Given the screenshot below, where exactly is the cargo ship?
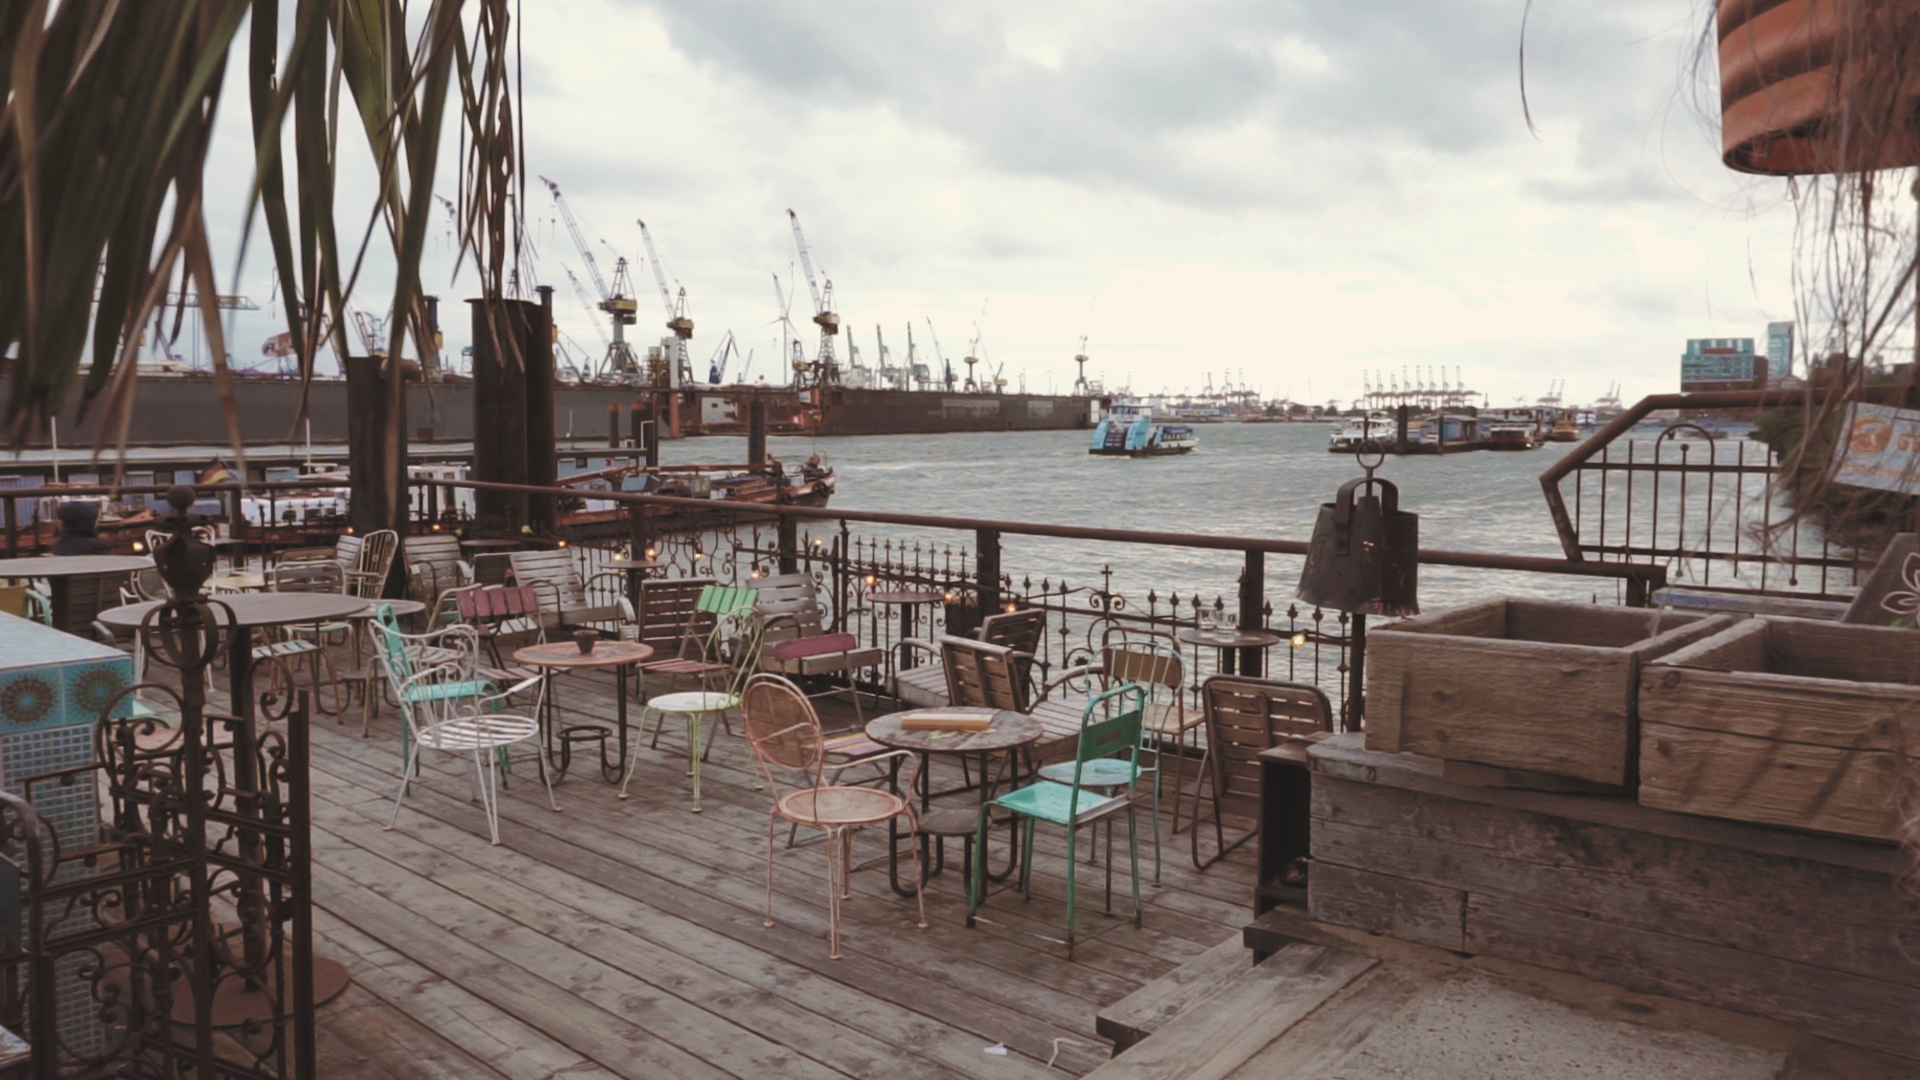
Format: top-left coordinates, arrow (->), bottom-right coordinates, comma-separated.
2,372 -> 1102,447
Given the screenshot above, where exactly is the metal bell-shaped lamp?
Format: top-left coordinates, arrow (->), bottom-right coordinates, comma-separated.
1296,451 -> 1419,617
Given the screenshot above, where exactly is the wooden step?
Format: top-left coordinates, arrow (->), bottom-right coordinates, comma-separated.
1085,942 -> 1376,1080
1096,935 -> 1253,1053
1241,903 -> 1342,961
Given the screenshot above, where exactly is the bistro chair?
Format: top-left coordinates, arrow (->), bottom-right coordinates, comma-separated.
508,548 -> 634,640
386,649 -> 555,846
968,683 -> 1148,959
1039,631 -> 1185,885
1190,675 -> 1333,871
622,585 -> 763,811
739,673 -> 925,959
894,607 -> 1046,708
342,529 -> 400,598
405,533 -> 474,621
755,572 -> 884,723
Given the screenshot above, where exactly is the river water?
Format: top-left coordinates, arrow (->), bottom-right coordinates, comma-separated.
659,423 -> 1629,613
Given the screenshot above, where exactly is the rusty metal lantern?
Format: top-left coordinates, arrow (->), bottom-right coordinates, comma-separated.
1296,448 -> 1419,616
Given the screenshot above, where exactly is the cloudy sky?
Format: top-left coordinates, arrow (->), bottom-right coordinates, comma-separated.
200,0 -> 1816,407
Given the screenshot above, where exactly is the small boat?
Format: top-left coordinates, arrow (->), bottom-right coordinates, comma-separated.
1328,411 -> 1394,453
1486,423 -> 1539,450
1545,416 -> 1580,442
1089,410 -> 1198,457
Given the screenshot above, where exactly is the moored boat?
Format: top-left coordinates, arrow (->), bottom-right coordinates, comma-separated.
1546,415 -> 1581,442
1486,422 -> 1539,450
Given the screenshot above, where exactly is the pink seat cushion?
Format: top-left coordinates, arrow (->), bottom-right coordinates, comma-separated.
769,632 -> 860,662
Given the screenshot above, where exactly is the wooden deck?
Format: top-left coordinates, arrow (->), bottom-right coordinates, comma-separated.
281,664 -> 1259,1079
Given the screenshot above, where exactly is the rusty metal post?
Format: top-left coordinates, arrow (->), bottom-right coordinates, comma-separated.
748,398 -> 768,466
289,690 -> 316,1077
778,514 -> 799,574
975,528 -> 1002,615
608,402 -> 621,448
1238,549 -> 1264,678
7,494 -> 19,559
1345,614 -> 1366,732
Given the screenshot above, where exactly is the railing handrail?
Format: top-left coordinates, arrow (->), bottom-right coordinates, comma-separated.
1537,384 -> 1908,562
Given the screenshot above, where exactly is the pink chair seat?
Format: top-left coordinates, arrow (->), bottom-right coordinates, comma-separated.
776,785 -> 909,827
768,632 -> 860,662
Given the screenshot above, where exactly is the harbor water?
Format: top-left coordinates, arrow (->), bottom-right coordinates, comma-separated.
659,423 -> 1658,612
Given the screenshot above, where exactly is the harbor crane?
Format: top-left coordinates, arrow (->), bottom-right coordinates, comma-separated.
706,331 -> 738,384
925,318 -> 955,390
638,219 -> 694,385
538,175 -> 640,377
787,209 -> 840,387
562,264 -> 611,358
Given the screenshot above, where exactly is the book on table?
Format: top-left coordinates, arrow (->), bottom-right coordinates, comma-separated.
898,711 -> 995,732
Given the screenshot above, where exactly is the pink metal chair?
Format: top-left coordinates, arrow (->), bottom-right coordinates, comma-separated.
739,673 -> 927,959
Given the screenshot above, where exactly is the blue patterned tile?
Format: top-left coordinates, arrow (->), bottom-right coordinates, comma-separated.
0,670 -> 61,733
62,660 -> 131,725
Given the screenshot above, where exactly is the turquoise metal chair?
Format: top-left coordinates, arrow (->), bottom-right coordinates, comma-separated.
967,683 -> 1148,959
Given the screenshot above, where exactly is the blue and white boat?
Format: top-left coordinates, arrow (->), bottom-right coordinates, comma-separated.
1089,407 -> 1199,457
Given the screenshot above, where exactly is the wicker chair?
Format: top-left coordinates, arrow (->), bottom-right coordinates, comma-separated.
739,673 -> 925,959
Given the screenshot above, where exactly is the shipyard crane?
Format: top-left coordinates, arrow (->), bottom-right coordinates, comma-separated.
787,209 -> 840,386
637,219 -> 694,385
875,325 -> 902,389
562,264 -> 612,359
707,331 -> 738,384
351,310 -> 387,357
906,324 -> 930,388
925,318 -> 955,390
538,175 -> 640,378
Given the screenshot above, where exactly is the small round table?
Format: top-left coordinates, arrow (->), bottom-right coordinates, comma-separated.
512,640 -> 653,784
1175,627 -> 1283,677
865,708 -> 1041,897
0,554 -> 153,637
866,589 -> 946,673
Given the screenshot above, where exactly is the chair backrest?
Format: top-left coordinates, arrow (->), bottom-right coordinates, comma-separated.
979,607 -> 1046,652
371,604 -> 416,685
457,584 -> 542,622
1104,642 -> 1182,692
276,546 -> 338,567
697,583 -> 760,616
405,534 -> 466,600
334,534 -> 364,573
1064,683 -> 1147,818
637,577 -> 716,654
346,529 -> 400,598
0,585 -> 46,623
270,557 -> 343,593
739,673 -> 825,793
941,636 -> 1032,711
62,573 -> 124,634
471,552 -> 514,587
130,568 -> 167,602
753,573 -> 827,647
1201,675 -> 1333,818
510,549 -> 586,611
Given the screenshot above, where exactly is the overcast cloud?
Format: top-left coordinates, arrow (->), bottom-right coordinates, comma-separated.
196,0 -> 1814,408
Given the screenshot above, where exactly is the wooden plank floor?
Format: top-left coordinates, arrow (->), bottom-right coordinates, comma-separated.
184,659 -> 1259,1079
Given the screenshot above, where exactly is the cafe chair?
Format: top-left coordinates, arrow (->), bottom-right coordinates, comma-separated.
624,585 -> 763,811
405,534 -> 474,622
1039,631 -> 1184,885
508,548 -> 635,641
968,682 -> 1148,959
754,572 -> 884,723
739,673 -> 925,960
387,656 -> 554,846
1190,675 -> 1333,871
894,607 -> 1046,708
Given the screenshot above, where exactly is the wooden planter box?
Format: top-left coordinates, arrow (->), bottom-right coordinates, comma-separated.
1639,617 -> 1920,842
1366,599 -> 1729,786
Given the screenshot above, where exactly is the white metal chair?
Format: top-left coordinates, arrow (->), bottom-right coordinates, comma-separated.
740,673 -> 925,959
383,625 -> 556,845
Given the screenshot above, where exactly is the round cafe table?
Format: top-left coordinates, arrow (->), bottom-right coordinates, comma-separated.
0,554 -> 152,637
1174,626 -> 1283,677
865,707 -> 1041,897
512,639 -> 653,784
98,592 -> 369,1024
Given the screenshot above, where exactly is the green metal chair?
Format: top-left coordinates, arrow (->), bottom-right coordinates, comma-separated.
624,584 -> 762,811
968,682 -> 1148,959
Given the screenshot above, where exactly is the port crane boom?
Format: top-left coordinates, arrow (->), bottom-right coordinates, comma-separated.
786,209 -> 839,386
539,175 -> 639,377
637,219 -> 694,387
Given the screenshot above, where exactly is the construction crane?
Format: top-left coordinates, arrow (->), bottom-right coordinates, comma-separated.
538,175 -> 639,378
925,317 -> 954,390
562,264 -> 611,357
787,209 -> 839,387
351,311 -> 387,357
706,331 -> 738,384
637,219 -> 693,386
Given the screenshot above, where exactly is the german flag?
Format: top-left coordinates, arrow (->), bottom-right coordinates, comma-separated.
198,460 -> 236,485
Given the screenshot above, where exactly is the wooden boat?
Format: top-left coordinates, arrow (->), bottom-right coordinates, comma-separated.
1546,416 -> 1581,442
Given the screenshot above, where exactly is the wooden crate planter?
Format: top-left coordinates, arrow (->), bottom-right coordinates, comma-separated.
1639,616 -> 1920,842
1366,599 -> 1729,786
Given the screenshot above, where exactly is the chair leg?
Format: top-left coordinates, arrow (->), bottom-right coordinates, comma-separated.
688,712 -> 704,812
1150,757 -> 1164,887
477,747 -> 503,845
825,826 -> 844,960
533,739 -> 560,813
902,814 -> 928,931
1065,823 -> 1079,961
764,809 -> 781,928
387,742 -> 422,831
618,708 -> 651,800
1127,804 -> 1143,928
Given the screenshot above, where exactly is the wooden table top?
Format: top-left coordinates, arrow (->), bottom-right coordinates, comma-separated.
867,590 -> 946,605
513,640 -> 654,670
1175,627 -> 1284,649
98,592 -> 372,630
0,554 -> 152,577
865,708 -> 1040,754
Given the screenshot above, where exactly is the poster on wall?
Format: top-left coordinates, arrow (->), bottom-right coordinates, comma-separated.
1830,403 -> 1920,495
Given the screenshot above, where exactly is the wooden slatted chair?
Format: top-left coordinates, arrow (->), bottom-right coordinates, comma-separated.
508,548 -> 634,638
754,572 -> 884,723
405,534 -> 472,620
1190,675 -> 1333,870
894,607 -> 1046,708
941,635 -> 1081,768
343,529 -> 400,598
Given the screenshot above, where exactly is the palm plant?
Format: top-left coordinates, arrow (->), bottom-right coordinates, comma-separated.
0,0 -> 526,529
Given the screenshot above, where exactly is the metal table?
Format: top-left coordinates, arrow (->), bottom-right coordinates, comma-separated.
0,554 -> 152,636
865,707 -> 1040,897
1174,627 -> 1283,677
512,640 -> 653,783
